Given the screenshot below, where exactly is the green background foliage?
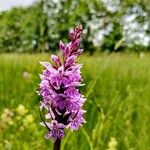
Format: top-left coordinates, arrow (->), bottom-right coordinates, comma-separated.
0,0 -> 149,53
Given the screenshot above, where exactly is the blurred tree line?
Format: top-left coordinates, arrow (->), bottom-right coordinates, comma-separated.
0,0 -> 149,53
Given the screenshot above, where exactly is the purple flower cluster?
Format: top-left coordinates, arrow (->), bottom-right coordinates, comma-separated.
38,25 -> 86,141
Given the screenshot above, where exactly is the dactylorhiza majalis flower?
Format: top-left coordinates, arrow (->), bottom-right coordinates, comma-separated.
38,25 -> 86,142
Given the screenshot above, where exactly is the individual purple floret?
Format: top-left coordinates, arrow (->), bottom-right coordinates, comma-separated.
38,25 -> 86,142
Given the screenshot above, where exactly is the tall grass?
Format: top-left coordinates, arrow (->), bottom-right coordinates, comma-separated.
0,53 -> 149,150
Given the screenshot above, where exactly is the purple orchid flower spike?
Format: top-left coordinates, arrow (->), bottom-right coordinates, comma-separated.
39,25 -> 86,150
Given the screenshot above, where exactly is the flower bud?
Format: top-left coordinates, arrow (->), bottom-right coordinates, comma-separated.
71,39 -> 80,51
64,44 -> 71,57
59,41 -> 65,51
51,55 -> 61,66
74,49 -> 83,57
69,30 -> 75,40
65,56 -> 75,67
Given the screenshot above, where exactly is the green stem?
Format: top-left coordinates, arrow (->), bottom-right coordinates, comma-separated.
53,139 -> 61,150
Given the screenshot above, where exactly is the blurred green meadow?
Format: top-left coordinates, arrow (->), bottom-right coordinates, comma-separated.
0,53 -> 150,150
